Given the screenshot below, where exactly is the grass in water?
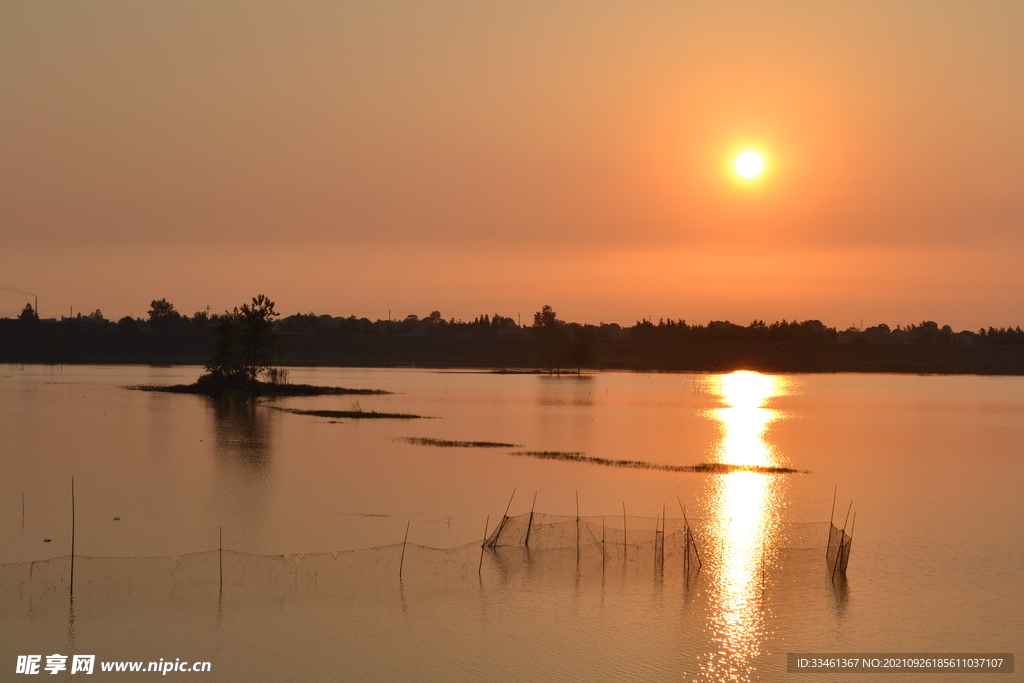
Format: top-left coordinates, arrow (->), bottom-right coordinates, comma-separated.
401,437 -> 522,448
509,451 -> 807,474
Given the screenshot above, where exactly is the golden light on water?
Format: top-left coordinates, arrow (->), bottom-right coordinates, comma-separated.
700,371 -> 787,682
710,371 -> 784,466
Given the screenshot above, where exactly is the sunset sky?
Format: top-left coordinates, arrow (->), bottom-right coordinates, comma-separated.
2,1 -> 1022,329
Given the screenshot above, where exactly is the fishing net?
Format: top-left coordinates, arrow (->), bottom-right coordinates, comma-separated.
826,522 -> 853,580
1,512 -> 849,607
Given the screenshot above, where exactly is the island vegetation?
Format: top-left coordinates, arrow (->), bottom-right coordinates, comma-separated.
126,295 -> 392,397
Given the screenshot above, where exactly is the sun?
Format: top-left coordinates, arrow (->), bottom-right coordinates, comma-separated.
734,151 -> 764,179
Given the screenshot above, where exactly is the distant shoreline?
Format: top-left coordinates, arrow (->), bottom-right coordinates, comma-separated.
3,328 -> 1024,375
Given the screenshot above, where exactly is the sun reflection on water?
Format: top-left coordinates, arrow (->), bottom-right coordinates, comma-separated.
700,371 -> 788,682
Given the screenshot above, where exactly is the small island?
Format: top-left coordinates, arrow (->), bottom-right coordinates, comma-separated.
137,376 -> 391,398
132,295 -> 390,398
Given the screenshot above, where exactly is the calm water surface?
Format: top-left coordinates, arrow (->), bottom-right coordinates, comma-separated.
1,366 -> 1021,681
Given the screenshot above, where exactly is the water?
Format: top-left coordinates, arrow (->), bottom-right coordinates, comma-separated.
1,365 -> 1021,681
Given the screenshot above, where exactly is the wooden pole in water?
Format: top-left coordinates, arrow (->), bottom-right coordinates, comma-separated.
70,477 -> 75,597
684,522 -> 690,576
622,502 -> 627,558
490,487 -> 517,548
399,519 -> 411,582
653,508 -> 659,564
478,516 -> 490,574
575,491 -> 580,562
601,516 -> 606,573
829,485 -> 837,526
844,512 -> 857,573
524,492 -> 537,548
828,485 -> 838,559
676,496 -> 686,574
22,490 -> 25,526
219,526 -> 223,593
503,488 -> 516,518
832,502 -> 853,582
679,501 -> 701,570
661,505 -> 666,566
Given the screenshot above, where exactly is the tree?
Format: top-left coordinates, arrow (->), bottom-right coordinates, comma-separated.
117,316 -> 139,333
18,303 -> 39,323
204,294 -> 280,384
148,298 -> 185,332
566,325 -> 595,375
191,310 -> 210,332
532,305 -> 566,373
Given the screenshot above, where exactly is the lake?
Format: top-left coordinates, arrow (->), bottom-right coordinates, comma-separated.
1,365 -> 1021,681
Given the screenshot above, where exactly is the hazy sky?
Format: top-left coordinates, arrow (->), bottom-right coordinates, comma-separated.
2,1 -> 1022,328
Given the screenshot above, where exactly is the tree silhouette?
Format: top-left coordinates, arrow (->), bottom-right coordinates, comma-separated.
567,326 -> 594,375
204,294 -> 280,385
532,305 -> 566,374
18,303 -> 38,324
148,298 -> 185,332
117,316 -> 139,333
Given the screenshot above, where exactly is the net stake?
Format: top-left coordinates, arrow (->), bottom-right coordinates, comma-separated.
478,515 -> 489,574
70,477 -> 75,598
601,516 -> 606,574
399,520 -> 411,582
524,492 -> 537,548
832,502 -> 853,582
622,502 -> 627,558
575,491 -> 580,563
489,488 -> 517,548
827,485 -> 838,559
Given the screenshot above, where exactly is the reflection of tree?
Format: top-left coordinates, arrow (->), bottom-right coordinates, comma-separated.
209,398 -> 276,546
212,398 -> 271,464
536,374 -> 594,407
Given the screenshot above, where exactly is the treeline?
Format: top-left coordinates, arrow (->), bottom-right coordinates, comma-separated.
633,318 -> 836,343
842,321 -> 1024,346
9,299 -> 1024,347
276,311 -> 530,337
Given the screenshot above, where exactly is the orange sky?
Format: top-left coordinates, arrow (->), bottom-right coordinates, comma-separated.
2,1 -> 1022,328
